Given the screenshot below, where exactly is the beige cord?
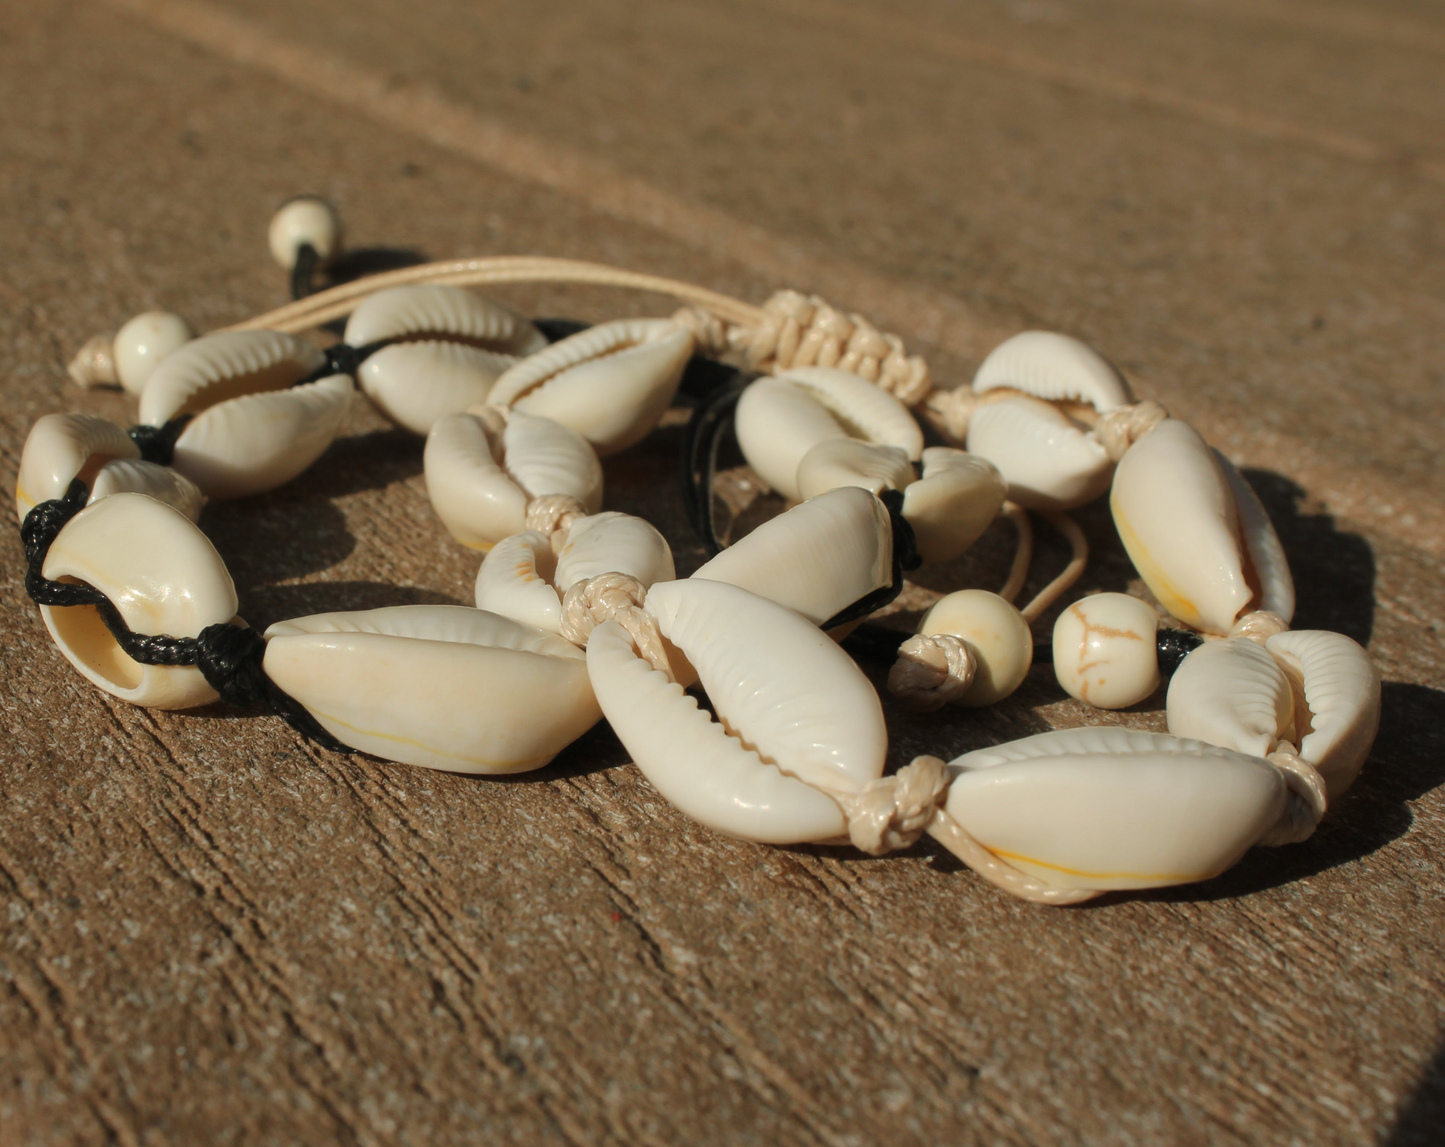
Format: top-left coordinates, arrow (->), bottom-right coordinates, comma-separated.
998,502 -> 1033,604
1257,746 -> 1328,846
1095,400 -> 1169,461
1018,511 -> 1088,623
560,573 -> 674,680
525,494 -> 589,553
886,633 -> 976,711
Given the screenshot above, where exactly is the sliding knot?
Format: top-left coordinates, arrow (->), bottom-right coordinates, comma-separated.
194,623 -> 269,707
735,290 -> 933,406
525,494 -> 588,551
888,634 -> 976,711
1229,610 -> 1290,644
1096,400 -> 1169,462
670,306 -> 731,359
845,755 -> 950,855
1258,746 -> 1328,846
560,573 -> 673,679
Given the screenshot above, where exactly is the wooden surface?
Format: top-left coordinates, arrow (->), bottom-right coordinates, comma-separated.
3,1 -> 1444,1143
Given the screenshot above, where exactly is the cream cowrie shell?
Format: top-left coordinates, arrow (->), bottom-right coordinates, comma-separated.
965,394 -> 1112,510
113,312 -> 194,396
1265,630 -> 1380,800
424,409 -> 603,550
488,319 -> 694,456
586,579 -> 886,843
40,492 -> 239,709
1166,637 -> 1295,759
1217,447 -> 1295,625
945,727 -> 1287,891
15,414 -> 140,520
973,330 -> 1132,412
773,366 -> 924,459
90,460 -> 206,523
795,438 -> 915,501
170,374 -> 353,500
473,531 -> 564,634
263,606 -> 600,774
1111,419 -> 1292,634
901,448 -> 1008,565
692,486 -> 893,628
357,342 -> 518,435
268,196 -> 341,270
919,589 -> 1033,706
343,284 -> 546,356
1052,593 -> 1161,710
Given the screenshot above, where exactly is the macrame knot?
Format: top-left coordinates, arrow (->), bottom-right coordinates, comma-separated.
1258,746 -> 1328,846
525,494 -> 589,552
887,634 -> 976,711
1228,610 -> 1290,644
670,306 -> 731,359
844,755 -> 951,855
194,623 -> 269,708
734,290 -> 933,407
1095,400 -> 1169,462
560,573 -> 674,680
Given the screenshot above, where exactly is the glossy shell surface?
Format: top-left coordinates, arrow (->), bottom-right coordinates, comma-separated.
16,414 -> 139,519
692,487 -> 892,627
358,341 -> 516,435
90,460 -> 206,522
343,284 -> 545,356
139,330 -> 326,427
965,394 -> 1112,510
795,439 -> 914,501
901,448 -> 1008,565
973,330 -> 1131,411
263,606 -> 599,773
1052,593 -> 1161,710
473,531 -> 563,633
40,492 -> 238,709
1167,637 -> 1294,759
587,579 -> 886,842
945,727 -> 1286,890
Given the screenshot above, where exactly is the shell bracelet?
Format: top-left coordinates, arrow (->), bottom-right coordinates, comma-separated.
24,196 -> 1382,907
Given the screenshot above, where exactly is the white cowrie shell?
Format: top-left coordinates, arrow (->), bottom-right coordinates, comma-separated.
945,727 -> 1287,890
343,284 -> 546,356
795,439 -> 915,501
901,448 -> 1008,565
1111,419 -> 1290,634
424,410 -> 603,550
488,319 -> 694,455
139,330 -> 326,427
919,589 -> 1033,706
965,394 -> 1112,510
357,341 -> 517,435
40,492 -> 239,709
473,531 -> 563,634
774,366 -> 924,459
15,413 -> 140,519
734,377 -> 850,500
692,487 -> 893,627
90,460 -> 206,523
1167,637 -> 1295,759
973,331 -> 1132,412
587,579 -> 887,843
1265,630 -> 1380,799
475,513 -> 676,636
170,374 -> 353,500
263,605 -> 600,774
1052,593 -> 1161,710
113,311 -> 194,396
1217,448 -> 1295,623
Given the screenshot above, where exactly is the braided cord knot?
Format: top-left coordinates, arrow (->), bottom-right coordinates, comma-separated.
887,634 -> 976,711
525,494 -> 589,552
842,755 -> 952,856
560,573 -> 673,680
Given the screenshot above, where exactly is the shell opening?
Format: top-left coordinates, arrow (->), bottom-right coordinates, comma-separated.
507,337 -> 649,404
176,359 -> 313,418
46,599 -> 142,691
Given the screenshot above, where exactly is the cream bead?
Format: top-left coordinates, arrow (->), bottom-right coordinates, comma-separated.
920,589 -> 1033,706
268,196 -> 341,269
113,312 -> 194,396
1052,593 -> 1161,709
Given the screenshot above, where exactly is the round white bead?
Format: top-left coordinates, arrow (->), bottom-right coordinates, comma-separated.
919,589 -> 1033,706
1052,592 -> 1160,709
113,311 -> 194,396
268,196 -> 341,270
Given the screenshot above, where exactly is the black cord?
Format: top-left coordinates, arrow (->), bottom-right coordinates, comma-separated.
290,242 -> 320,301
1156,627 -> 1205,677
820,489 -> 921,631
679,371 -> 754,555
127,416 -> 193,466
20,481 -> 352,753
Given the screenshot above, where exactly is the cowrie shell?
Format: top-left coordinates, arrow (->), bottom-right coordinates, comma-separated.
1265,629 -> 1380,799
973,330 -> 1132,412
795,439 -> 914,501
488,319 -> 694,455
900,448 -> 1008,565
358,341 -> 517,435
424,409 -> 603,550
16,414 -> 140,520
965,393 -> 1112,510
1166,637 -> 1295,759
736,367 -> 923,501
39,492 -> 239,709
692,486 -> 893,627
586,579 -> 886,842
139,330 -> 326,427
343,284 -> 546,356
89,460 -> 205,523
945,727 -> 1287,890
263,605 -> 600,773
1111,419 -> 1292,634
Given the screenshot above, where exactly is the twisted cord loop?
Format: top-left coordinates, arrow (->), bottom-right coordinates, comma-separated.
525,494 -> 588,551
887,634 -> 976,711
1228,610 -> 1291,644
560,573 -> 674,680
842,754 -> 951,855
